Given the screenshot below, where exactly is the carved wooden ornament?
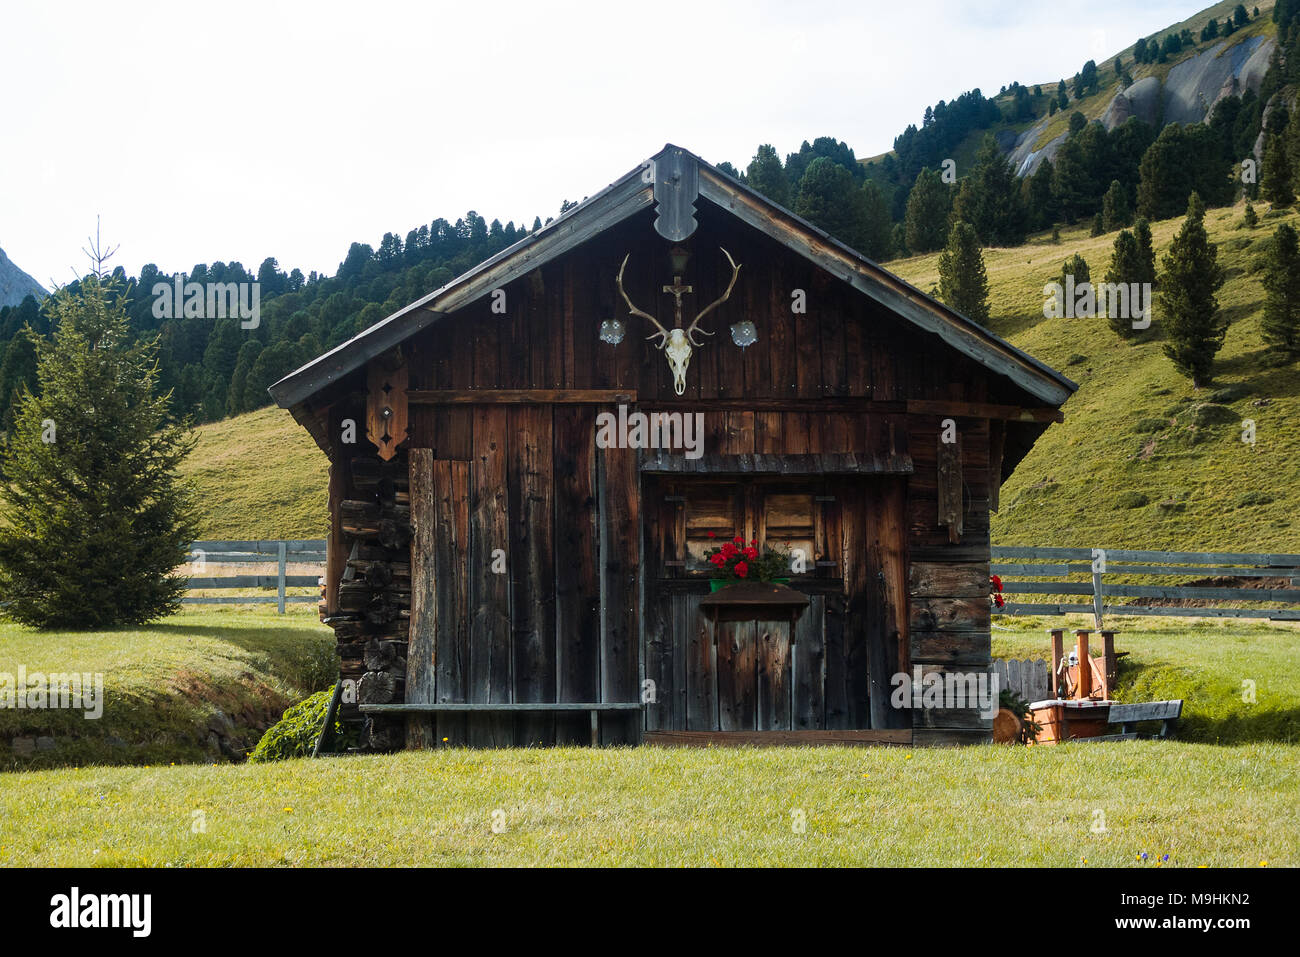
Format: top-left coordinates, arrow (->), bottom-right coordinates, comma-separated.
367,361 -> 409,460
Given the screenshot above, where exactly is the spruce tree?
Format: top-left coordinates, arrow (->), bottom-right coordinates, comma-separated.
965,135 -> 1027,247
1060,253 -> 1091,287
1101,179 -> 1131,230
937,221 -> 990,324
1133,218 -> 1157,288
793,157 -> 861,246
0,275 -> 198,628
1261,132 -> 1294,207
1091,212 -> 1105,236
857,181 -> 894,260
1260,222 -> 1300,357
1104,229 -> 1144,337
746,144 -> 790,208
1159,193 -> 1227,386
904,167 -> 951,253
1243,201 -> 1258,227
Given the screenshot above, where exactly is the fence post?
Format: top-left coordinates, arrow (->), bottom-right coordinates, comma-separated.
1090,548 -> 1105,629
277,541 -> 287,615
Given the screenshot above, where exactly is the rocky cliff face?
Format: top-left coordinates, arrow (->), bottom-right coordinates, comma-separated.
1007,34 -> 1277,179
0,246 -> 46,308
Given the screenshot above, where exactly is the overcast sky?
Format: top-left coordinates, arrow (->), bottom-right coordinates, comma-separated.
2,0 -> 1208,286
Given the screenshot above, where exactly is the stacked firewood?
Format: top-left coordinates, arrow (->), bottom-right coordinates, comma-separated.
323,454 -> 412,752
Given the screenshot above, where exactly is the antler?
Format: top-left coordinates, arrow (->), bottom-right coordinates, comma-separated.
684,248 -> 741,346
616,254 -> 673,348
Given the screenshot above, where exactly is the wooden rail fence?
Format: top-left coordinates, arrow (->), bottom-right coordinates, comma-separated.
181,541 -> 1300,622
185,539 -> 325,613
991,546 -> 1300,625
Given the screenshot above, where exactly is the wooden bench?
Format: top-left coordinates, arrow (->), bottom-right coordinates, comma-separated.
359,702 -> 643,746
1086,699 -> 1183,742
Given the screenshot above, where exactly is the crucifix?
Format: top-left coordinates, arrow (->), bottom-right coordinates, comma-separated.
662,276 -> 693,326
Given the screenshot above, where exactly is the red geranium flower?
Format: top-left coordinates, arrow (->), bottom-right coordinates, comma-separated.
707,531 -> 716,539
994,594 -> 1005,608
733,537 -> 744,545
721,542 -> 737,558
990,574 -> 1003,591
734,561 -> 749,578
743,546 -> 758,560
709,553 -> 726,566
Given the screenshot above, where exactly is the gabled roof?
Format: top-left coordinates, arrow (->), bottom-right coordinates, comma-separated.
269,144 -> 1076,409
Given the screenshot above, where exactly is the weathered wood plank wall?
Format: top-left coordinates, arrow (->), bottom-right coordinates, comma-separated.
309,200 -> 1042,747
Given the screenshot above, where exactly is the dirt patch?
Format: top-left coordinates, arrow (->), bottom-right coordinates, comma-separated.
1128,576 -> 1296,608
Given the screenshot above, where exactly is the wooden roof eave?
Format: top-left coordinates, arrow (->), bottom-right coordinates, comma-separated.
695,166 -> 1076,408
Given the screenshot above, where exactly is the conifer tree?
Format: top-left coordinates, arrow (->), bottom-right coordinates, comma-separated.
1261,132 -> 1294,207
746,144 -> 790,208
1243,201 -> 1258,227
1060,252 -> 1091,287
1133,217 -> 1157,288
857,181 -> 894,260
938,221 -> 990,324
1260,222 -> 1300,357
1104,229 -> 1144,337
0,274 -> 198,628
1101,179 -> 1131,230
1159,193 -> 1227,386
904,167 -> 951,253
964,135 -> 1026,247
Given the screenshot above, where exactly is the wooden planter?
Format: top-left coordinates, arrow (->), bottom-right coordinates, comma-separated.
699,581 -> 810,624
1028,699 -> 1112,744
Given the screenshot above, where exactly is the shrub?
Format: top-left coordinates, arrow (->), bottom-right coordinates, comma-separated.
1189,402 -> 1238,426
1134,417 -> 1169,433
1206,383 -> 1250,403
1235,491 -> 1275,508
1114,491 -> 1150,509
249,685 -> 347,763
1065,353 -> 1087,365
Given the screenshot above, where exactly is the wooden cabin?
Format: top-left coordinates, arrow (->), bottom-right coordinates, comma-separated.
269,144 -> 1075,750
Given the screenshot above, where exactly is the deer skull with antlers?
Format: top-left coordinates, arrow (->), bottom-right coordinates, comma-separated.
616,247 -> 741,395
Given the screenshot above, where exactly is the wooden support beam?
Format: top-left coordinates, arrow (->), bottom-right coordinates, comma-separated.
936,433 -> 963,544
1049,629 -> 1064,697
988,418 -> 1006,512
906,399 -> 1064,423
408,389 -> 635,405
1075,630 -> 1091,699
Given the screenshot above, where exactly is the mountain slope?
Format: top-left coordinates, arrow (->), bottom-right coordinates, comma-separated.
0,246 -> 46,308
180,405 -> 327,540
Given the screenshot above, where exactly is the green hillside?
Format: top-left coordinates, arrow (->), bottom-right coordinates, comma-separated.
890,200 -> 1300,552
181,405 -> 327,540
